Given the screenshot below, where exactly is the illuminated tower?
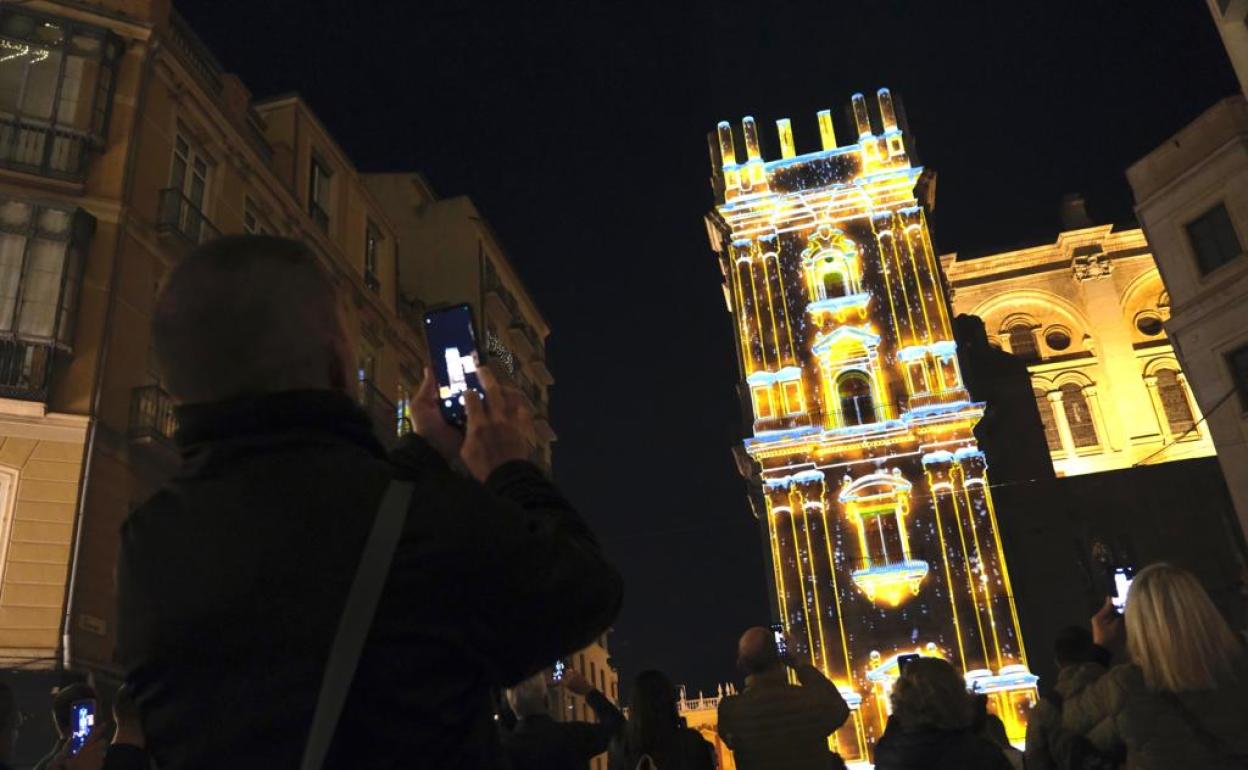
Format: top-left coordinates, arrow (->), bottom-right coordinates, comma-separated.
704,90 -> 1037,762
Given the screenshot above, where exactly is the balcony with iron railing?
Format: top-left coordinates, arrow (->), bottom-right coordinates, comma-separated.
157,188 -> 220,247
0,116 -> 92,181
0,340 -> 53,402
129,385 -> 178,454
904,389 -> 970,412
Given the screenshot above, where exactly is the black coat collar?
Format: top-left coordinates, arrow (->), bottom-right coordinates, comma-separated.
174,389 -> 385,458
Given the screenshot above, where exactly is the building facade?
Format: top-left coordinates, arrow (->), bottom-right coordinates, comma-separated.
363,173 -> 556,469
942,225 -> 1215,477
546,634 -> 618,770
1125,0 -> 1248,538
705,90 -> 1037,762
677,684 -> 737,770
0,0 -> 425,691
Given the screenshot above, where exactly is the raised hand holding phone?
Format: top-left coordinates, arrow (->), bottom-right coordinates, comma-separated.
1091,596 -> 1124,649
460,366 -> 534,482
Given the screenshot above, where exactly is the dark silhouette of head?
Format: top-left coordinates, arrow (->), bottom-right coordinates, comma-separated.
627,670 -> 680,756
153,235 -> 355,404
737,626 -> 780,675
1053,625 -> 1098,667
890,657 -> 973,731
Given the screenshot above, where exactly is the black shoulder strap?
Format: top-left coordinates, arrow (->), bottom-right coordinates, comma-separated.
300,481 -> 415,770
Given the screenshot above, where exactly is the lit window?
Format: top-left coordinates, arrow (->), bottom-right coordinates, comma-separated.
938,357 -> 959,390
822,267 -> 846,299
309,156 -> 332,230
1044,328 -> 1071,351
907,361 -> 927,394
164,133 -> 211,242
1008,324 -> 1039,361
1060,383 -> 1098,448
752,385 -> 774,419
1135,314 -> 1163,337
0,10 -> 122,179
1154,369 -> 1194,435
1186,203 -> 1241,275
1033,389 -> 1062,452
0,196 -> 91,351
837,372 -> 875,426
782,380 -> 804,414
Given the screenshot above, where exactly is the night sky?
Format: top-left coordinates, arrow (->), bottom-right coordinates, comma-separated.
179,0 -> 1237,697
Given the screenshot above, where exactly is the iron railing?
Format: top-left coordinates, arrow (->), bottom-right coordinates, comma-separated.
167,10 -> 224,95
0,340 -> 52,401
129,385 -> 178,445
0,116 -> 91,180
157,188 -> 220,246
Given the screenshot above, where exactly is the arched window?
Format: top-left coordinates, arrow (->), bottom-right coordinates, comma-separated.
837,372 -> 875,426
1060,383 -> 1098,448
1155,369 -> 1195,435
1034,389 -> 1062,451
822,268 -> 846,299
1008,323 -> 1039,362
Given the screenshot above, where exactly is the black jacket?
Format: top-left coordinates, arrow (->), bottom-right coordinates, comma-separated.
503,690 -> 623,770
607,727 -> 716,770
873,722 -> 1013,770
115,390 -> 623,770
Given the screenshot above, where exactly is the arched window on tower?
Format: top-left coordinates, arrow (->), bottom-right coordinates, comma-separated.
837,372 -> 875,426
1155,369 -> 1195,435
1060,383 -> 1099,448
1034,389 -> 1062,451
1008,323 -> 1039,362
822,268 -> 847,299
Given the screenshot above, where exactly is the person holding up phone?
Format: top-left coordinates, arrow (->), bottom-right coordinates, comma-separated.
116,235 -> 623,770
717,627 -> 850,770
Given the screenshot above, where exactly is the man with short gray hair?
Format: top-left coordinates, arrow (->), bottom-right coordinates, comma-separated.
116,235 -> 622,770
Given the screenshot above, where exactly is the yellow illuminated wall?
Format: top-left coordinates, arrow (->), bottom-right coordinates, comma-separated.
704,90 -> 1037,763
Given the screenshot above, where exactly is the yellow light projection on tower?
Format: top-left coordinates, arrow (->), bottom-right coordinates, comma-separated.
704,89 -> 1037,764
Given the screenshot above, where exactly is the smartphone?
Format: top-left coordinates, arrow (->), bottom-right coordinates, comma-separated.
770,622 -> 787,657
423,303 -> 485,427
1110,566 -> 1134,615
69,699 -> 94,756
896,653 -> 921,674
552,659 -> 566,682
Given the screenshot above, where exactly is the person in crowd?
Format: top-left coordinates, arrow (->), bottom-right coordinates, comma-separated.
0,681 -> 18,770
608,670 -> 714,770
716,627 -> 850,770
873,657 -> 1012,770
33,683 -> 95,770
1060,562 -> 1248,769
1024,625 -> 1112,770
115,235 -> 623,769
502,667 -> 623,770
981,714 -> 1024,770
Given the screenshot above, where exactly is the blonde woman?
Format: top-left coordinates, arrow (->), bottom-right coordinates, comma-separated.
1061,563 -> 1248,769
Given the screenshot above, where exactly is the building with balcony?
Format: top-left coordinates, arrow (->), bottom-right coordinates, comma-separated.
1125,0 -> 1248,538
942,222 -> 1216,477
363,173 -> 556,469
0,0 -> 427,705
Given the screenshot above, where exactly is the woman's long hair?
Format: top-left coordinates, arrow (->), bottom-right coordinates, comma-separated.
1125,563 -> 1242,692
890,657 -> 973,731
625,670 -> 681,757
